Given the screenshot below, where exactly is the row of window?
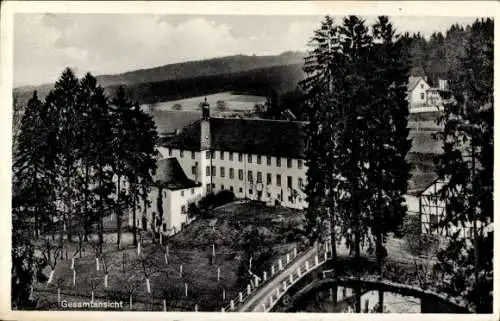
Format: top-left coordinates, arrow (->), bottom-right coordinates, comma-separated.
164,188 -> 196,197
204,166 -> 303,188
207,183 -> 302,203
206,184 -> 302,203
168,148 -> 303,169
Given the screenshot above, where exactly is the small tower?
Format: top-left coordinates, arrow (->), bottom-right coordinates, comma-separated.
200,97 -> 211,150
202,96 -> 210,120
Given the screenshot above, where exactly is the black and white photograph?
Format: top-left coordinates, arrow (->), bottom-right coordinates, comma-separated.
2,1 -> 497,318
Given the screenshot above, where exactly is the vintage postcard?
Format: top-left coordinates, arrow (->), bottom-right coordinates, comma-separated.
1,1 -> 498,321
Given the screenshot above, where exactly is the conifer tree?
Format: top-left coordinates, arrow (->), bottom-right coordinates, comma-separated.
434,18 -> 493,313
110,86 -> 136,249
301,15 -> 341,257
45,68 -> 81,243
366,16 -> 411,271
303,16 -> 411,272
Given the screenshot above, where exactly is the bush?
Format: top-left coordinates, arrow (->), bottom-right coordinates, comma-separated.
198,190 -> 235,211
402,215 -> 439,257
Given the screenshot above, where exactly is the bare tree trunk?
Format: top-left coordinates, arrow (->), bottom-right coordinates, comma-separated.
99,168 -> 104,255
116,175 -> 122,249
132,186 -> 137,246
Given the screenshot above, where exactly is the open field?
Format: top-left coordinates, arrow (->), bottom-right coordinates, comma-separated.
143,92 -> 266,112
33,201 -> 305,311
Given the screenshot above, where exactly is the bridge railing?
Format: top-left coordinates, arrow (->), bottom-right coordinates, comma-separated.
259,243 -> 333,312
221,244 -> 310,312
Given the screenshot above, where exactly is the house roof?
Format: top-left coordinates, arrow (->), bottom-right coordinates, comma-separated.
408,76 -> 428,92
150,110 -> 201,135
153,157 -> 200,190
407,172 -> 439,195
162,117 -> 307,159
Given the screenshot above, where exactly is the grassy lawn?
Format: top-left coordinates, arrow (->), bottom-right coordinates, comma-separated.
33,201 -> 305,311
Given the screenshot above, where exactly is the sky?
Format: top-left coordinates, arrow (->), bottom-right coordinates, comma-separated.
14,14 -> 481,87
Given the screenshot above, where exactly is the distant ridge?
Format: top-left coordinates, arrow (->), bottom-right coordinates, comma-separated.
15,51 -> 306,93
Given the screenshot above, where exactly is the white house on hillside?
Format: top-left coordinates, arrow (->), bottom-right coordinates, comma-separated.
160,99 -> 308,210
407,76 -> 431,109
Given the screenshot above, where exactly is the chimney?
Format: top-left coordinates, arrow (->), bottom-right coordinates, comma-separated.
194,161 -> 199,184
200,97 -> 211,150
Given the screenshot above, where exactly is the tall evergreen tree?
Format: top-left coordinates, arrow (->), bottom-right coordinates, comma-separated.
303,16 -> 411,274
45,68 -> 81,243
367,16 -> 411,273
131,102 -> 158,244
301,15 -> 341,257
434,18 -> 493,313
110,86 -> 136,249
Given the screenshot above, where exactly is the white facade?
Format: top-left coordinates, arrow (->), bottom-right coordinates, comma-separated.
129,183 -> 203,236
166,147 -> 308,210
408,77 -> 431,108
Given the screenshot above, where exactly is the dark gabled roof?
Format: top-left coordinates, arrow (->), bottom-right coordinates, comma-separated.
151,110 -> 201,135
407,172 -> 439,195
154,157 -> 200,190
163,118 -> 307,159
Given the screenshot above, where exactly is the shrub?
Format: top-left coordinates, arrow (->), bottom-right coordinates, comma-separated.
198,190 -> 235,211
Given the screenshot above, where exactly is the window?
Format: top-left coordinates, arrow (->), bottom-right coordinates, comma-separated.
287,176 -> 292,188
221,185 -> 225,190
230,186 -> 234,192
229,168 -> 234,179
181,191 -> 185,197
191,151 -> 195,160
192,166 -> 197,175
267,173 -> 272,185
206,166 -> 210,176
163,223 -> 167,232
220,151 -> 224,160
249,189 -> 253,195
257,171 -> 262,183
181,205 -> 186,214
298,160 -> 303,169
206,184 -> 211,192
277,193 -> 281,200
298,178 -> 303,189
267,192 -> 271,198
267,156 -> 271,166
239,187 -> 243,193
238,153 -> 243,162
220,167 -> 225,178
211,151 -> 215,159
277,174 -> 281,186
211,166 -> 216,176
288,195 -> 293,202
248,154 -> 252,163
287,158 -> 292,168
420,84 -> 424,89
229,152 -> 234,161
257,155 -> 262,164
211,183 -> 215,189
206,151 -> 210,159
238,169 -> 243,180
420,92 -> 425,100
276,157 -> 281,167
169,148 -> 172,156
191,188 -> 194,195
180,150 -> 184,158
429,215 -> 438,231
248,170 -> 253,182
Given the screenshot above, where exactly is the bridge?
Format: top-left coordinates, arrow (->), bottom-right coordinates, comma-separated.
221,242 -> 333,312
